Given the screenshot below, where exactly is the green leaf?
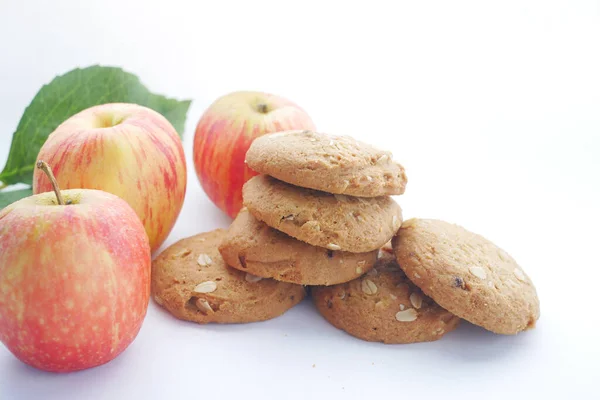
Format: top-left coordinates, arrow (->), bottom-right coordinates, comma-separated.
0,65 -> 192,186
0,188 -> 33,209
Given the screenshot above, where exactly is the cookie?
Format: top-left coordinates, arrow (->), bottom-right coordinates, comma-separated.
151,229 -> 305,324
245,130 -> 407,197
242,175 -> 402,253
312,251 -> 460,344
393,218 -> 540,335
219,208 -> 378,286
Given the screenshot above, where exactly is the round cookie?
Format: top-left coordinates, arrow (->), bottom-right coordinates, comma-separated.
219,208 -> 378,286
393,218 -> 540,335
152,229 -> 305,324
242,175 -> 402,253
245,130 -> 407,197
312,251 -> 460,344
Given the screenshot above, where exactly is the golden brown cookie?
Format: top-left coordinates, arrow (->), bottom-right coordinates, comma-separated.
312,251 -> 460,344
151,229 -> 305,324
245,130 -> 407,197
219,208 -> 378,286
242,175 -> 402,253
393,218 -> 540,335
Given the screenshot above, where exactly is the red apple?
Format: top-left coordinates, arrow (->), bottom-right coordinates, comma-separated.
32,103 -> 187,253
0,162 -> 151,372
193,91 -> 315,218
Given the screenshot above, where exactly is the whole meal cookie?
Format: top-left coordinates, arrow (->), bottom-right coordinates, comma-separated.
393,218 -> 540,335
219,208 -> 378,286
312,251 -> 460,344
245,130 -> 407,197
151,229 -> 305,324
243,175 -> 402,253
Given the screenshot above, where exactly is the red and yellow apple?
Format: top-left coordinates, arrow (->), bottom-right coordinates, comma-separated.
193,91 -> 315,218
32,103 -> 187,252
0,162 -> 151,372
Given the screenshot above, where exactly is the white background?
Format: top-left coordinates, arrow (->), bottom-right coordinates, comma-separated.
1,0 -> 599,399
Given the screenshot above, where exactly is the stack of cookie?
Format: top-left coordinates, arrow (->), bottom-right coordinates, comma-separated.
219,130 -> 406,287
152,129 -> 540,343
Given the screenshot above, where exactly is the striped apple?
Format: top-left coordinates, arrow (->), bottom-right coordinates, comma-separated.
193,91 -> 315,218
32,103 -> 187,252
0,162 -> 151,372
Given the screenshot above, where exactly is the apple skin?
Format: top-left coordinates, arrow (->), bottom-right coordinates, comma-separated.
0,189 -> 151,372
193,91 -> 315,218
32,103 -> 187,252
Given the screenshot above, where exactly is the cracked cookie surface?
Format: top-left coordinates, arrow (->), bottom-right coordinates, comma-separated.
243,175 -> 402,253
393,218 -> 540,334
245,130 -> 407,197
151,229 -> 305,324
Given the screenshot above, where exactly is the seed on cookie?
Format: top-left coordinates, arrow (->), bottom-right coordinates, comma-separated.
195,299 -> 214,314
326,243 -> 342,251
469,266 -> 487,279
334,194 -> 349,203
377,154 -> 389,163
399,304 -> 405,310
409,292 -> 423,309
513,268 -> 526,281
356,267 -> 363,274
361,279 -> 378,295
193,281 -> 217,294
245,273 -> 263,283
197,254 -> 212,267
395,309 -> 418,322
396,283 -> 409,292
173,249 -> 191,258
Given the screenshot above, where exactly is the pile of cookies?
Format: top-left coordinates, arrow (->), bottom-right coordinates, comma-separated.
152,130 -> 540,344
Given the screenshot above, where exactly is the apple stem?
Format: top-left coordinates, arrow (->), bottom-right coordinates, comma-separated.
36,160 -> 65,205
257,103 -> 269,113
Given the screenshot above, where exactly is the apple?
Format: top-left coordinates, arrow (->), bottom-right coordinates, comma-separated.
0,161 -> 151,372
32,103 -> 187,252
193,91 -> 315,218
